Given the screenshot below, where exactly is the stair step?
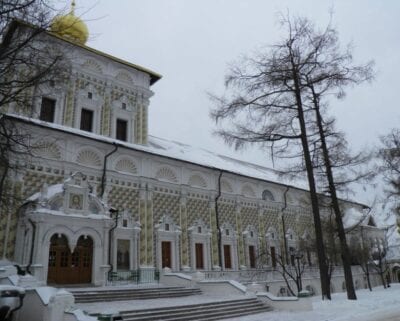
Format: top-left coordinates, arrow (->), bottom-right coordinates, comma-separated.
73,286 -> 202,303
123,304 -> 268,320
120,298 -> 272,321
122,298 -> 259,315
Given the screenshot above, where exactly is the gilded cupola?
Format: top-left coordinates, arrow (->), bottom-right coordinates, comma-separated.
51,0 -> 88,45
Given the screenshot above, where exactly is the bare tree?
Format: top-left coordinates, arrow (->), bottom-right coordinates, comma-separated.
370,236 -> 389,289
0,1 -> 69,241
210,14 -> 332,300
349,228 -> 373,291
379,129 -> 400,218
258,247 -> 306,297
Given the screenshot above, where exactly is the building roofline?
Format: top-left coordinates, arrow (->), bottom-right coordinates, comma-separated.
7,114 -> 369,209
6,19 -> 162,85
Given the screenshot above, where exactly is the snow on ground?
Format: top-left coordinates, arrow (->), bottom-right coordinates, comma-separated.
76,284 -> 400,320
230,284 -> 400,321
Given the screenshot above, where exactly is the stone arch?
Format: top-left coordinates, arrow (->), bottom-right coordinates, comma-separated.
74,227 -> 103,249
114,156 -> 138,174
188,174 -> 207,188
82,59 -> 103,74
76,147 -> 102,168
241,184 -> 256,198
43,226 -> 75,253
220,222 -> 238,270
243,225 -> 258,269
266,226 -> 280,267
221,179 -> 233,193
115,70 -> 133,84
262,189 -> 275,201
155,214 -> 181,271
155,166 -> 178,183
33,140 -> 61,160
188,219 -> 211,270
392,265 -> 400,282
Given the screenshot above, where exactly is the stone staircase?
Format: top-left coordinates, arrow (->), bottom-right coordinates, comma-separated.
119,297 -> 272,321
71,286 -> 202,303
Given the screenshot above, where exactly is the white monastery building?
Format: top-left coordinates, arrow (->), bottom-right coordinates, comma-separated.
0,2 -> 389,296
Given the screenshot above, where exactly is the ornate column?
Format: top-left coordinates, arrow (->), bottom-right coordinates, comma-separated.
146,185 -> 154,267
235,201 -> 245,268
208,199 -> 219,269
138,184 -> 147,267
63,74 -> 77,127
180,192 -> 189,270
258,204 -> 267,267
101,85 -> 112,136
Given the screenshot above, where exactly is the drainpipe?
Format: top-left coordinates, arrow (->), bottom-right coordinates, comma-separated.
100,143 -> 118,198
215,171 -> 223,270
26,218 -> 36,275
11,201 -> 35,274
108,208 -> 119,274
282,186 -> 290,265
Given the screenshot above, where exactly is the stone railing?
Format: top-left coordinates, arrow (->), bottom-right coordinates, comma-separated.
181,265 -> 366,283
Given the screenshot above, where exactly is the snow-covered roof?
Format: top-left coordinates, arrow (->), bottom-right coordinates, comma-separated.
8,114 -> 312,191
343,207 -> 369,229
9,114 -> 369,207
27,183 -> 63,202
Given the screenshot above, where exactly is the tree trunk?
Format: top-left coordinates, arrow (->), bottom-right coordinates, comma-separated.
290,61 -> 330,299
311,88 -> 357,300
366,267 -> 372,291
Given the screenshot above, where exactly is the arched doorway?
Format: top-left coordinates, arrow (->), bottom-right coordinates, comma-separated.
392,266 -> 400,282
47,234 -> 93,284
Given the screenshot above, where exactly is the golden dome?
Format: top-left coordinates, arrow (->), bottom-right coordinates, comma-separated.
51,1 -> 88,45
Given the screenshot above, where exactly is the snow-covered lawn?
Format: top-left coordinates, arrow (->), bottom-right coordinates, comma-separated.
229,284 -> 400,321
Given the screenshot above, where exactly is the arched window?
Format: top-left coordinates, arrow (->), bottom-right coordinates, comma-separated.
262,189 -> 275,201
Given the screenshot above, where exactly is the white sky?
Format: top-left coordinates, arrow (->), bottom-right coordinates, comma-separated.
61,1 -> 400,206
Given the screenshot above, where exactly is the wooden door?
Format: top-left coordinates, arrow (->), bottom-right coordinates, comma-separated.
223,245 -> 232,269
249,245 -> 256,268
47,234 -> 93,284
161,241 -> 172,268
47,234 -> 70,284
270,246 -> 276,268
75,236 -> 93,283
195,243 -> 204,269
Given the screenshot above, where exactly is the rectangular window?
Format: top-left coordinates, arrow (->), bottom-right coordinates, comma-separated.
270,246 -> 276,268
80,109 -> 93,132
195,243 -> 204,269
223,245 -> 232,269
116,119 -> 128,141
289,247 -> 295,266
249,245 -> 256,268
117,239 -> 130,271
40,97 -> 56,122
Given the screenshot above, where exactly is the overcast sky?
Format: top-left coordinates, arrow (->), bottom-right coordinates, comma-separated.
64,0 -> 400,206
